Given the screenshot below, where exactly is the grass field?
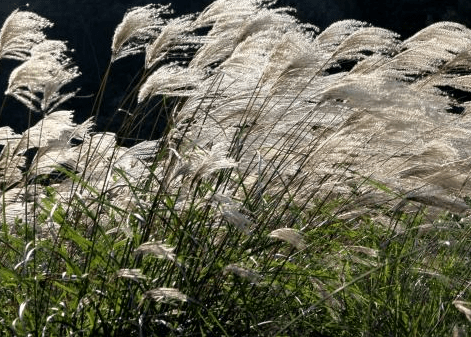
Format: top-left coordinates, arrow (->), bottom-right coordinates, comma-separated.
0,1 -> 471,335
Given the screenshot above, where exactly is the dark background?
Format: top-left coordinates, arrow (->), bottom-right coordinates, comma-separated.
0,0 -> 469,143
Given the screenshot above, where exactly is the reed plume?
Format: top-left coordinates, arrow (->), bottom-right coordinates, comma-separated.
137,3 -> 471,215
0,9 -> 52,61
5,40 -> 80,113
111,4 -> 174,62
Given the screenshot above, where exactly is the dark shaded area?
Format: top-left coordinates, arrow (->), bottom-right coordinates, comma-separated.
279,0 -> 471,39
0,0 -> 470,142
436,85 -> 471,104
436,85 -> 471,114
324,59 -> 359,75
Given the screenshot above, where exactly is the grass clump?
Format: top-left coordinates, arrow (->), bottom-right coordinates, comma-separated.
1,0 -> 471,335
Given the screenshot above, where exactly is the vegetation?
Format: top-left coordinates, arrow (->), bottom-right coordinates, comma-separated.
0,0 -> 471,335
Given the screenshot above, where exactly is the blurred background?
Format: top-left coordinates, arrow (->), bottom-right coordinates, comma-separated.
0,0 -> 469,142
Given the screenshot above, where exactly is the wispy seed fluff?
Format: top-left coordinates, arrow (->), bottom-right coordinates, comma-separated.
174,142 -> 238,182
143,288 -> 188,302
138,64 -> 206,102
213,193 -> 253,235
145,15 -> 200,69
111,4 -> 173,62
5,40 -> 80,113
134,241 -> 176,261
224,264 -> 261,283
116,268 -> 146,281
0,9 -> 53,61
269,228 -> 307,250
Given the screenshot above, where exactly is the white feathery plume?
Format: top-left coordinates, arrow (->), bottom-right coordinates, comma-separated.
213,193 -> 253,234
315,20 -> 368,51
116,268 -> 146,280
185,142 -> 238,181
111,4 -> 173,62
138,64 -> 206,102
5,40 -> 80,113
218,21 -> 291,82
143,288 -> 188,302
0,9 -> 53,61
116,140 -> 162,161
0,151 -> 25,188
16,110 -> 76,151
345,245 -> 378,258
269,228 -> 307,250
318,74 -> 450,114
330,27 -> 400,61
0,126 -> 19,145
374,23 -> 471,83
193,0 -> 260,29
113,140 -> 162,182
261,29 -> 319,86
145,14 -> 201,69
23,116 -> 94,184
79,132 -> 116,165
189,0 -> 268,69
0,111 -> 83,189
134,241 -> 176,261
404,21 -> 471,53
221,209 -> 253,234
191,4 -> 299,71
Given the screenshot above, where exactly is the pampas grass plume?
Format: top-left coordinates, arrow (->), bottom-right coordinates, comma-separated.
111,4 -> 173,62
143,288 -> 188,302
134,241 -> 176,261
269,228 -> 307,250
0,9 -> 52,61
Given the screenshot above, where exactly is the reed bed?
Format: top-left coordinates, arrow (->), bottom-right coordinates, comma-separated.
0,1 -> 471,335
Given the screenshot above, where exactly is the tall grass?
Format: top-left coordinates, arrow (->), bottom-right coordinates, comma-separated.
1,0 -> 471,335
